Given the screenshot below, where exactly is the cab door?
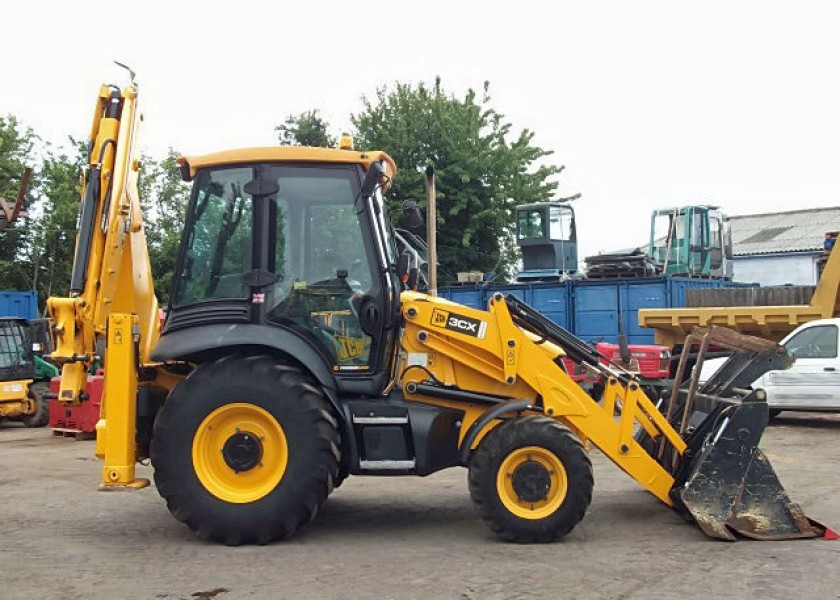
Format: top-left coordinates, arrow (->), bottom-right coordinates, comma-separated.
760,322 -> 840,410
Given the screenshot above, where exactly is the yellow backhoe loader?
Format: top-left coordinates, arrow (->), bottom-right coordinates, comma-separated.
47,75 -> 828,545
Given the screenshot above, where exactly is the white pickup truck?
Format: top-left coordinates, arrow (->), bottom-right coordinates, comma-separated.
700,318 -> 840,418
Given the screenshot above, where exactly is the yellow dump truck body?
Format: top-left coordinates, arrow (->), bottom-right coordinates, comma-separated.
639,244 -> 840,347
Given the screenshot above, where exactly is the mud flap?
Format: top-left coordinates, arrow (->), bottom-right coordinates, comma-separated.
674,397 -> 821,541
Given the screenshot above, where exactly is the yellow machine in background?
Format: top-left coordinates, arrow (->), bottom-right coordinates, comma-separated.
48,75 -> 826,546
0,317 -> 48,427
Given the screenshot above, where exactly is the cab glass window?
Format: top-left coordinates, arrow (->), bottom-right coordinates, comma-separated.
267,166 -> 375,367
548,205 -> 574,241
174,168 -> 253,305
518,209 -> 545,239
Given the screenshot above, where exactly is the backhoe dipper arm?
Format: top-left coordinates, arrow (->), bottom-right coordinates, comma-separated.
46,82 -> 160,405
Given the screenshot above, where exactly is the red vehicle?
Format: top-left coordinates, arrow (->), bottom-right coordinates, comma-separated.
563,341 -> 671,397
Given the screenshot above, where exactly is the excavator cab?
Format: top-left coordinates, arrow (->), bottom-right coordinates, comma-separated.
515,201 -> 578,281
649,205 -> 732,279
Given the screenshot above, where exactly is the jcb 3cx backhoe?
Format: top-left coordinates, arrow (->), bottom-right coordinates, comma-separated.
47,76 -> 828,545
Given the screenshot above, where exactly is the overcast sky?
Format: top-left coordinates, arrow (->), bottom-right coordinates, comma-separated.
3,0 -> 840,259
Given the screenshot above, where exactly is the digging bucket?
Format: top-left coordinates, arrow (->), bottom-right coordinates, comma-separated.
671,390 -> 822,541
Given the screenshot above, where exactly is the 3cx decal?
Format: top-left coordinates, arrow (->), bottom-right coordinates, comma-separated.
430,308 -> 488,339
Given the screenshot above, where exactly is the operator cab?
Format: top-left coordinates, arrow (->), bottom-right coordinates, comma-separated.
160,148 -> 402,396
0,317 -> 35,382
515,202 -> 578,281
649,205 -> 732,279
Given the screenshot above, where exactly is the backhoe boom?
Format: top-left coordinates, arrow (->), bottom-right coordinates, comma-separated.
47,80 -> 161,487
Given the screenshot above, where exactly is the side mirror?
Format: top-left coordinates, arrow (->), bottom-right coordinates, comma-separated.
361,160 -> 386,197
402,198 -> 423,228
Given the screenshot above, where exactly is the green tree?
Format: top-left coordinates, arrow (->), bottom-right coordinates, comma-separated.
139,149 -> 191,304
276,110 -> 336,147
352,79 -> 573,280
32,140 -> 86,305
0,115 -> 38,293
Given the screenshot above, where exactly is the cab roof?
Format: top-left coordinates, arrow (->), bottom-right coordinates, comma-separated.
177,147 -> 396,187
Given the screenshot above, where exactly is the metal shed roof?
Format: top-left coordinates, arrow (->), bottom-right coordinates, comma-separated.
730,206 -> 840,256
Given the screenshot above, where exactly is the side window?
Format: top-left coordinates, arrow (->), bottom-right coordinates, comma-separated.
549,206 -> 574,241
785,325 -> 838,359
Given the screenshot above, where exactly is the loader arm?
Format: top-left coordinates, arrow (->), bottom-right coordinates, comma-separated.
46,81 -> 161,487
400,290 -> 682,505
399,291 -> 822,540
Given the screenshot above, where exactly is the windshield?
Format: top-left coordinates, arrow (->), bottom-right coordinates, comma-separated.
175,167 -> 253,305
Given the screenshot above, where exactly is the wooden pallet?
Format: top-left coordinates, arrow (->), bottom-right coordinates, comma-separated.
51,427 -> 95,441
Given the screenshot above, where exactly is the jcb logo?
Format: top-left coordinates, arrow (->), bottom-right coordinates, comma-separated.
432,309 -> 449,326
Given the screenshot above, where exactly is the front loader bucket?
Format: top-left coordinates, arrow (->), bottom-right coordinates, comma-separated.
673,394 -> 821,541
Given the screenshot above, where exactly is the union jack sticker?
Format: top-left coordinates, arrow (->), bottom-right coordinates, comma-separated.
252,293 -> 265,304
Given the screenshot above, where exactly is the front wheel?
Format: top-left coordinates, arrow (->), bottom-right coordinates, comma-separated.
151,355 -> 340,545
468,415 -> 593,543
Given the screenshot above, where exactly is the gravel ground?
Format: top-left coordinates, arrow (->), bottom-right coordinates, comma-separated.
0,412 -> 837,600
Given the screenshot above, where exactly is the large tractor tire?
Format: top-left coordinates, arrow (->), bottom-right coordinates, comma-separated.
22,382 -> 50,428
468,415 -> 593,543
151,354 -> 340,545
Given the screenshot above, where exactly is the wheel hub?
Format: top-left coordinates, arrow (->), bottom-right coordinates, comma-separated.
222,431 -> 263,473
511,460 -> 552,503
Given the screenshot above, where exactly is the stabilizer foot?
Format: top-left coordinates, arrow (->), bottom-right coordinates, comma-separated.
98,478 -> 150,491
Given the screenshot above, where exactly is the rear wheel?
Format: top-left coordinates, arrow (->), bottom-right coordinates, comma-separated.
151,354 -> 340,545
22,382 -> 50,428
468,415 -> 593,543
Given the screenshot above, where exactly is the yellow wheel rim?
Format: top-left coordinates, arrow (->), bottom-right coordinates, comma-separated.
192,403 -> 288,504
497,446 -> 568,520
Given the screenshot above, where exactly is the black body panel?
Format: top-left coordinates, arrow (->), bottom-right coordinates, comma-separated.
341,396 -> 463,476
